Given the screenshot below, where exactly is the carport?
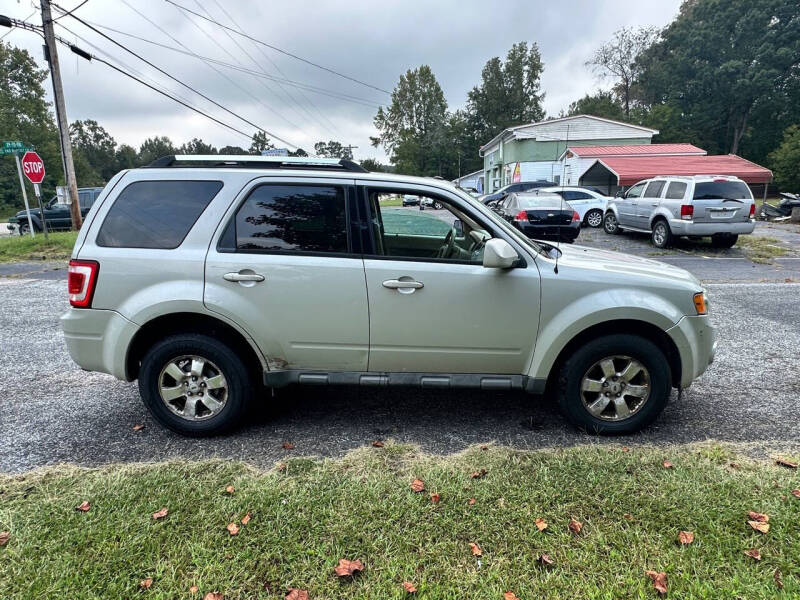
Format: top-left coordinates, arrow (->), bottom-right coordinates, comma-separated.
579,154 -> 773,196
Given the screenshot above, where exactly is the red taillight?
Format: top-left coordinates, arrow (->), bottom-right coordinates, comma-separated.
514,210 -> 528,222
572,210 -> 580,222
680,204 -> 694,220
68,259 -> 99,308
749,203 -> 755,218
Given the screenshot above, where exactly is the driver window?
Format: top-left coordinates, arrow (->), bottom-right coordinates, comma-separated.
368,190 -> 486,263
626,182 -> 646,198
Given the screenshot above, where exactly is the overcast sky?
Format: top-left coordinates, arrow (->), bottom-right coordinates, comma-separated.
4,0 -> 682,162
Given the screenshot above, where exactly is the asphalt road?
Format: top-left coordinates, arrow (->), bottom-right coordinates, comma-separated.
1,270 -> 798,473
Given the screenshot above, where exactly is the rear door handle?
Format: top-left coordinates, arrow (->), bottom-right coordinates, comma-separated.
224,272 -> 265,282
383,278 -> 423,290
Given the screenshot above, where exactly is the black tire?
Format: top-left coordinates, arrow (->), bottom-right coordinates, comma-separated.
711,233 -> 738,248
18,222 -> 36,235
603,211 -> 620,234
584,209 -> 603,228
138,333 -> 252,436
650,219 -> 672,248
557,334 -> 672,435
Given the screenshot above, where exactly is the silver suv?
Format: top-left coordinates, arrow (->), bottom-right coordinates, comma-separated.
61,155 -> 716,436
603,175 -> 756,248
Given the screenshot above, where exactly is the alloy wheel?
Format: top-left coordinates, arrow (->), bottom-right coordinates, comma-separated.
587,210 -> 602,227
580,355 -> 651,421
158,355 -> 228,420
653,223 -> 667,247
603,213 -> 618,233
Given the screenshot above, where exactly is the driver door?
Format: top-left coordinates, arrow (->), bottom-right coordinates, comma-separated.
359,183 -> 541,375
618,182 -> 646,227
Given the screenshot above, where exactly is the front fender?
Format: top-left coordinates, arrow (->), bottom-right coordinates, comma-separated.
604,201 -> 620,219
527,289 -> 684,382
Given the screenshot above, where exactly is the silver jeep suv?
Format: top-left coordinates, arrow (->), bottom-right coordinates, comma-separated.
603,175 -> 756,248
61,155 -> 716,436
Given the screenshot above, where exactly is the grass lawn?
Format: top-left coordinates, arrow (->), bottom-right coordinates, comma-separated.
736,235 -> 789,264
0,230 -> 77,263
379,195 -> 404,207
1,443 -> 798,599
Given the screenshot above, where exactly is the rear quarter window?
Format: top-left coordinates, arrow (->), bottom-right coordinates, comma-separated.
96,180 -> 222,249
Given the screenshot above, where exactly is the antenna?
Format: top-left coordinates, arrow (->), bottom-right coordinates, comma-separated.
554,124 -> 569,274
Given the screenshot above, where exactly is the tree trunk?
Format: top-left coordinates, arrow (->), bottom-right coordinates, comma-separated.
729,110 -> 749,155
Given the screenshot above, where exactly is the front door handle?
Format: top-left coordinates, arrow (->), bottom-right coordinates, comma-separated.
383,278 -> 424,292
224,271 -> 265,282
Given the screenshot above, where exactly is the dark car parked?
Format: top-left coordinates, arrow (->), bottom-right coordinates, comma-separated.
492,192 -> 581,242
481,180 -> 556,205
8,187 -> 104,234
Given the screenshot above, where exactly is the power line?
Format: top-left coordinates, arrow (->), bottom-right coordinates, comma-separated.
164,0 -> 391,95
52,0 -> 90,21
50,2 -> 298,148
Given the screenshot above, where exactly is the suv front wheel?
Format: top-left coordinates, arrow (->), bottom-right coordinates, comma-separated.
138,334 -> 252,436
651,219 -> 673,248
603,211 -> 620,234
557,334 -> 671,434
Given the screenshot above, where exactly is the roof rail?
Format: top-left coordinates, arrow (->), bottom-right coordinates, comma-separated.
145,155 -> 368,173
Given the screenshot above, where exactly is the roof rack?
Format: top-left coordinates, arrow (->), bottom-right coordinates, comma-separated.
145,155 -> 368,173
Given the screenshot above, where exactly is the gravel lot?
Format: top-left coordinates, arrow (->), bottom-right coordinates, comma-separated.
1,271 -> 798,473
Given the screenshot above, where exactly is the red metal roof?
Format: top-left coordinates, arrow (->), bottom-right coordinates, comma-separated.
569,143 -> 706,157
591,155 -> 772,185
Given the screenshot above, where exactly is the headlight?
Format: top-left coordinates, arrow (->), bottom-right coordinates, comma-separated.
693,292 -> 708,315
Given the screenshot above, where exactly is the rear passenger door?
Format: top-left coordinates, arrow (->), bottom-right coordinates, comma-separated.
204,178 -> 369,372
639,180 -> 666,229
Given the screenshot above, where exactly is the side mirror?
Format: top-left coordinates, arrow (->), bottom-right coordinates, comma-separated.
452,218 -> 464,237
483,238 -> 518,269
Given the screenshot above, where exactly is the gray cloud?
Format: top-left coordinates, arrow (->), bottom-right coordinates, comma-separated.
5,0 -> 681,161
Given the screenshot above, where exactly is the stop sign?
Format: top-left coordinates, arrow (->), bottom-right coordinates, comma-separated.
21,151 -> 45,184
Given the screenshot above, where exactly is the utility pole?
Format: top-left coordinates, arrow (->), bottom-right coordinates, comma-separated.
40,0 -> 82,230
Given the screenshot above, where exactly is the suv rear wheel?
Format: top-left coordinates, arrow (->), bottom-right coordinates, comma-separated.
651,219 -> 672,248
138,334 -> 252,436
557,334 -> 671,434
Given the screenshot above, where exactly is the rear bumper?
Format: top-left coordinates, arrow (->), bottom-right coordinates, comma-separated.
60,307 -> 140,381
517,222 -> 581,241
668,219 -> 755,236
665,314 -> 716,389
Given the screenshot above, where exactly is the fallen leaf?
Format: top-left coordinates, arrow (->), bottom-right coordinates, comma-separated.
776,458 -> 798,469
203,593 -> 224,600
748,511 -> 769,523
282,442 -> 295,450
568,518 -> 582,534
334,558 -> 364,577
371,440 -> 384,448
480,445 -> 488,451
140,577 -> 153,589
646,570 -> 668,596
225,485 -> 235,494
535,517 -> 548,531
663,461 -> 674,469
285,589 -> 309,600
410,479 -> 425,493
744,548 -> 762,561
226,522 -> 240,536
623,513 -> 634,521
241,513 -> 251,525
729,462 -> 740,469
470,469 -> 488,479
189,585 -> 199,593
622,446 -> 630,452
774,569 -> 784,590
792,489 -> 800,499
132,424 -> 145,431
468,498 -> 476,506
469,542 -> 482,556
402,581 -> 417,593
748,520 -> 770,534
537,553 -> 554,566
678,531 -> 694,545
277,463 -> 287,472
430,493 -> 441,504
75,500 -> 91,512
152,507 -> 168,520
504,592 -> 520,600
0,531 -> 9,546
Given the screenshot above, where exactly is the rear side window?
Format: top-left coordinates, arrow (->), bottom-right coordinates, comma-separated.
665,182 -> 687,199
644,181 -> 665,198
234,184 -> 348,253
693,181 -> 751,200
97,180 -> 222,249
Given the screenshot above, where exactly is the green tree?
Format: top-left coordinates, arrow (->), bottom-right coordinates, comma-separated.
587,27 -> 658,119
138,136 -> 176,164
359,158 -> 392,172
70,119 -> 118,182
466,42 -> 545,145
637,0 -> 800,157
0,42 -> 61,214
114,144 -> 139,172
179,138 -> 216,155
249,131 -> 273,154
566,91 -> 626,121
769,124 -> 800,191
288,148 -> 308,157
372,65 -> 449,176
219,145 -> 247,154
313,140 -> 353,159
